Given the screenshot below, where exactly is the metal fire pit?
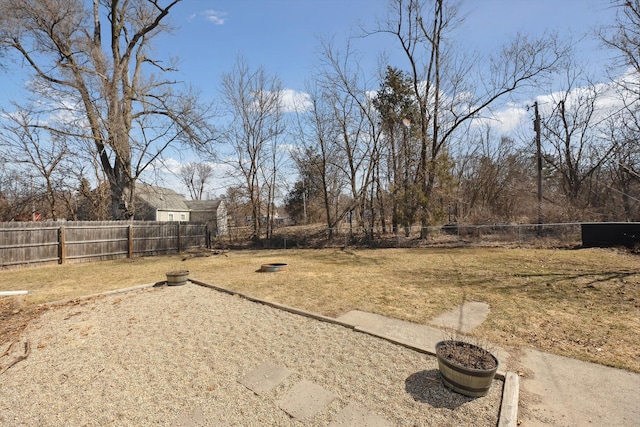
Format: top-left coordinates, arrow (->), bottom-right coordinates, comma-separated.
260,263 -> 289,272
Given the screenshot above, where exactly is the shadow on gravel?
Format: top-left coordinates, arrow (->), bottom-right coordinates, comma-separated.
405,369 -> 474,409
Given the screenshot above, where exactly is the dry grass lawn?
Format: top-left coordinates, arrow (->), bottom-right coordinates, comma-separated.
1,247 -> 639,372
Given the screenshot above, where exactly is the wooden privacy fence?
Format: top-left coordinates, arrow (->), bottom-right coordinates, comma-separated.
0,221 -> 209,268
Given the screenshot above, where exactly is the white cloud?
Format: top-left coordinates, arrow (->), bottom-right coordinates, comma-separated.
472,103 -> 529,134
202,10 -> 227,25
469,68 -> 640,137
186,10 -> 227,24
279,89 -> 311,113
533,73 -> 635,126
247,89 -> 311,114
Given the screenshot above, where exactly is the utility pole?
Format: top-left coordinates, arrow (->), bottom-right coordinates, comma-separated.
533,102 -> 542,234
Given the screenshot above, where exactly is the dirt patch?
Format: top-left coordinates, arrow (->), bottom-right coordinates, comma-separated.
0,296 -> 44,345
0,296 -> 47,375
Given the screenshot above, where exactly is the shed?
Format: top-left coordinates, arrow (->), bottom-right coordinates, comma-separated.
185,199 -> 227,236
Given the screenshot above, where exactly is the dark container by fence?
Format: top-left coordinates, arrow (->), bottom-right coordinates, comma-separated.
581,222 -> 640,249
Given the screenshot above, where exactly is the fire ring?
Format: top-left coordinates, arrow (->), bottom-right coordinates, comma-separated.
260,263 -> 289,272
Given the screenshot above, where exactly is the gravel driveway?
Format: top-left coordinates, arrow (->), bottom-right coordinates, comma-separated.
0,283 -> 501,426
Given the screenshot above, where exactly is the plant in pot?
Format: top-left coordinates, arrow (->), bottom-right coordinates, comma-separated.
435,339 -> 498,397
165,268 -> 190,286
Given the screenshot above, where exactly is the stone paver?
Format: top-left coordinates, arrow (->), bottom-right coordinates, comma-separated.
276,380 -> 336,420
171,407 -> 206,427
238,361 -> 293,395
328,403 -> 393,427
429,301 -> 490,332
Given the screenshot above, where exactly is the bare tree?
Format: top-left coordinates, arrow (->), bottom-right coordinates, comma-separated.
259,122 -> 286,239
284,164 -> 328,225
219,57 -> 284,239
601,0 -> 640,85
178,162 -> 214,200
373,0 -> 565,236
455,127 -> 534,223
0,0 -> 214,219
291,82 -> 345,238
316,40 -> 381,236
599,1 -> 640,220
599,112 -> 640,220
540,65 -> 616,216
0,167 -> 33,220
0,106 -> 73,220
221,185 -> 251,232
75,176 -> 111,220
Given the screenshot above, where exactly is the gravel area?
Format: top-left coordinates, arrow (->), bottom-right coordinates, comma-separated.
0,283 -> 502,426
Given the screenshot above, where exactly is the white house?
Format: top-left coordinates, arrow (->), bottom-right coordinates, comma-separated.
135,185 -> 228,236
135,185 -> 190,222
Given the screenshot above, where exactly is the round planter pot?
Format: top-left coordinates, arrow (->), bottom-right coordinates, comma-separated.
166,270 -> 190,286
260,263 -> 288,272
435,340 -> 498,398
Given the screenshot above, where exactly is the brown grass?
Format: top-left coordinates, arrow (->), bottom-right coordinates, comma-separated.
1,247 -> 639,372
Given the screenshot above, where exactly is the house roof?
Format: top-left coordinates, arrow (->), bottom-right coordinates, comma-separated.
185,199 -> 223,211
136,185 -> 189,211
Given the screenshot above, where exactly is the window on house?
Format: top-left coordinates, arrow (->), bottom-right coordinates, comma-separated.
168,213 -> 174,221
180,213 -> 186,221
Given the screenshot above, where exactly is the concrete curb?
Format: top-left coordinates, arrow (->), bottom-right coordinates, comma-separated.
498,372 -> 519,427
189,278 -> 519,427
189,279 -> 357,330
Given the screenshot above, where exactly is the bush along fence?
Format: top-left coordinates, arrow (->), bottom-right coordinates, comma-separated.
249,223 -> 580,249
0,221 -> 209,268
248,222 -> 637,250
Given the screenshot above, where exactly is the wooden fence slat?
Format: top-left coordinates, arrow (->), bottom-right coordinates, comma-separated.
0,221 -> 207,268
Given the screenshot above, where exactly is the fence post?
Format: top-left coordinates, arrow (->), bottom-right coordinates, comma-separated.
177,222 -> 182,253
58,226 -> 66,264
128,224 -> 133,258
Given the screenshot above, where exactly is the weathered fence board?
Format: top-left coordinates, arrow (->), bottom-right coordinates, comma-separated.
0,221 -> 208,268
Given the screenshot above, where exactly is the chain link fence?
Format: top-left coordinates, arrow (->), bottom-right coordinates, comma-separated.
220,222 -> 589,250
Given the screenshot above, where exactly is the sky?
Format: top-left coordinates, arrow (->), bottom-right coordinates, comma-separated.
156,0 -> 619,99
0,0 -> 625,198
